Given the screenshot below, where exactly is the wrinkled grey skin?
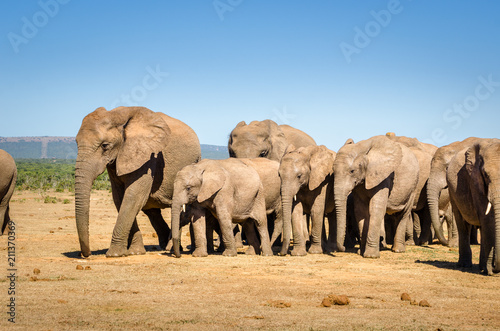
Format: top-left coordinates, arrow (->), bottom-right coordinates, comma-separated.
426,137 -> 482,246
171,158 -> 277,257
334,136 -> 419,258
228,120 -> 316,162
0,150 -> 17,235
75,106 -> 201,258
279,145 -> 336,256
385,134 -> 439,245
447,138 -> 500,275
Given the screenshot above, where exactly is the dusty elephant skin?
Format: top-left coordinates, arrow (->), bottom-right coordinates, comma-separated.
227,119 -> 316,162
446,138 -> 500,275
171,158 -> 275,257
426,137 -> 482,247
0,149 -> 17,234
279,145 -> 336,256
74,106 -> 201,258
334,135 -> 419,258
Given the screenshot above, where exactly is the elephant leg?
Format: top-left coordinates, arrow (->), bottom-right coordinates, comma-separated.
364,188 -> 389,258
290,202 -> 307,256
308,210 -> 325,254
143,208 -> 170,250
217,210 -> 237,257
127,219 -> 146,255
323,212 -> 337,253
270,210 -> 283,247
454,207 -> 473,268
242,220 -> 260,255
190,206 -> 208,257
418,206 -> 433,245
252,201 -> 273,256
446,208 -> 458,247
479,221 -> 495,275
392,206 -> 413,253
107,175 -> 152,257
234,224 -> 244,249
409,211 -> 419,246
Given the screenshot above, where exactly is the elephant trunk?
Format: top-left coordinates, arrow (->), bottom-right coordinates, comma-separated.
171,196 -> 183,258
334,184 -> 349,252
74,158 -> 99,258
280,188 -> 294,256
426,174 -> 449,246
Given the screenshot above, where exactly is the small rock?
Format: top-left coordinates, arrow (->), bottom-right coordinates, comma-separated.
33,268 -> 41,275
419,300 -> 431,307
321,298 -> 332,307
30,276 -> 38,281
84,266 -> 92,270
76,265 -> 84,270
49,230 -> 54,233
410,300 -> 418,306
401,292 -> 411,302
266,300 -> 291,308
152,233 -> 158,238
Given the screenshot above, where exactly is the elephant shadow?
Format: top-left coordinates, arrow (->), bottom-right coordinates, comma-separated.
62,245 -> 162,259
414,258 -> 483,275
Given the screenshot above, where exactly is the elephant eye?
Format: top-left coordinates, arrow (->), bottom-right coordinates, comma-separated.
350,169 -> 355,174
101,143 -> 110,150
259,150 -> 268,157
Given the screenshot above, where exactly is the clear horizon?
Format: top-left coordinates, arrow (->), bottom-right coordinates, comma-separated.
1,1 -> 499,151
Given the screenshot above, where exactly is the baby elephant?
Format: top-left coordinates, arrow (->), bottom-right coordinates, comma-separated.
0,149 -> 16,235
171,158 -> 276,257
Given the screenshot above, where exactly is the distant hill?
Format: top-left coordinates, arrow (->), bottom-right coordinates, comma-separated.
0,137 -> 228,160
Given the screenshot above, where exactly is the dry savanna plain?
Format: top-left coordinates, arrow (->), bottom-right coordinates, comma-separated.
1,189 -> 499,330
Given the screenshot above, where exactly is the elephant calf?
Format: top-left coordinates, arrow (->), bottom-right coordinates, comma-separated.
0,149 -> 17,235
171,158 -> 280,257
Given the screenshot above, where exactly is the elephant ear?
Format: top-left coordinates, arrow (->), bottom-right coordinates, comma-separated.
365,138 -> 403,190
309,146 -> 335,191
197,163 -> 226,203
116,108 -> 171,176
263,120 -> 287,161
465,143 -> 482,176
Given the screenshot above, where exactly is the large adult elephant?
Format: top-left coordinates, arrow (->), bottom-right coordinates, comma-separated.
228,120 -> 316,161
334,135 -> 419,258
385,133 -> 438,245
447,138 -> 500,275
279,145 -> 336,256
75,106 -> 201,258
426,137 -> 482,246
0,149 -> 17,235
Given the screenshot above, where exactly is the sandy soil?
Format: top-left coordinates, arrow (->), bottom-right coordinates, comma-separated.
1,190 -> 499,330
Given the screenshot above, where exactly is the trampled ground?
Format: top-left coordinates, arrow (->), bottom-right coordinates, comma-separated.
1,190 -> 499,330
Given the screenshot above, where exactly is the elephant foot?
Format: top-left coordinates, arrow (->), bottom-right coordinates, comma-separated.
449,239 -> 459,248
192,248 -> 208,257
261,246 -> 274,257
291,247 -> 307,256
128,245 -> 147,256
457,258 -> 473,269
322,243 -> 336,254
362,247 -> 380,258
405,239 -> 415,246
308,244 -> 323,254
223,249 -> 238,257
392,244 -> 406,253
245,246 -> 257,255
106,245 -> 129,258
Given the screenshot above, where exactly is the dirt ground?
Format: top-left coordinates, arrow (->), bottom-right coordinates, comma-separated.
1,190 -> 499,330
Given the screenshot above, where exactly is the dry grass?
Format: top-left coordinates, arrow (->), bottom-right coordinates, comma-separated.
1,190 -> 499,330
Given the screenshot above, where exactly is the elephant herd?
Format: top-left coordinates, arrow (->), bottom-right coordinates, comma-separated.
1,106 -> 497,276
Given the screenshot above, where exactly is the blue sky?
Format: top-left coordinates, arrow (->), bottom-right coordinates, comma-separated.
1,0 -> 499,150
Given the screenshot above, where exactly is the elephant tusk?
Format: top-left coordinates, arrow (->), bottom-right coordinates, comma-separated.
182,204 -> 186,213
485,202 -> 492,215
294,195 -> 297,202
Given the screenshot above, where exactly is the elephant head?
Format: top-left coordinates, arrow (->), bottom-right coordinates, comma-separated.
279,145 -> 335,253
333,136 -> 403,252
228,120 -> 287,161
427,137 -> 481,246
171,160 -> 226,257
75,106 -> 170,257
464,139 -> 500,272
